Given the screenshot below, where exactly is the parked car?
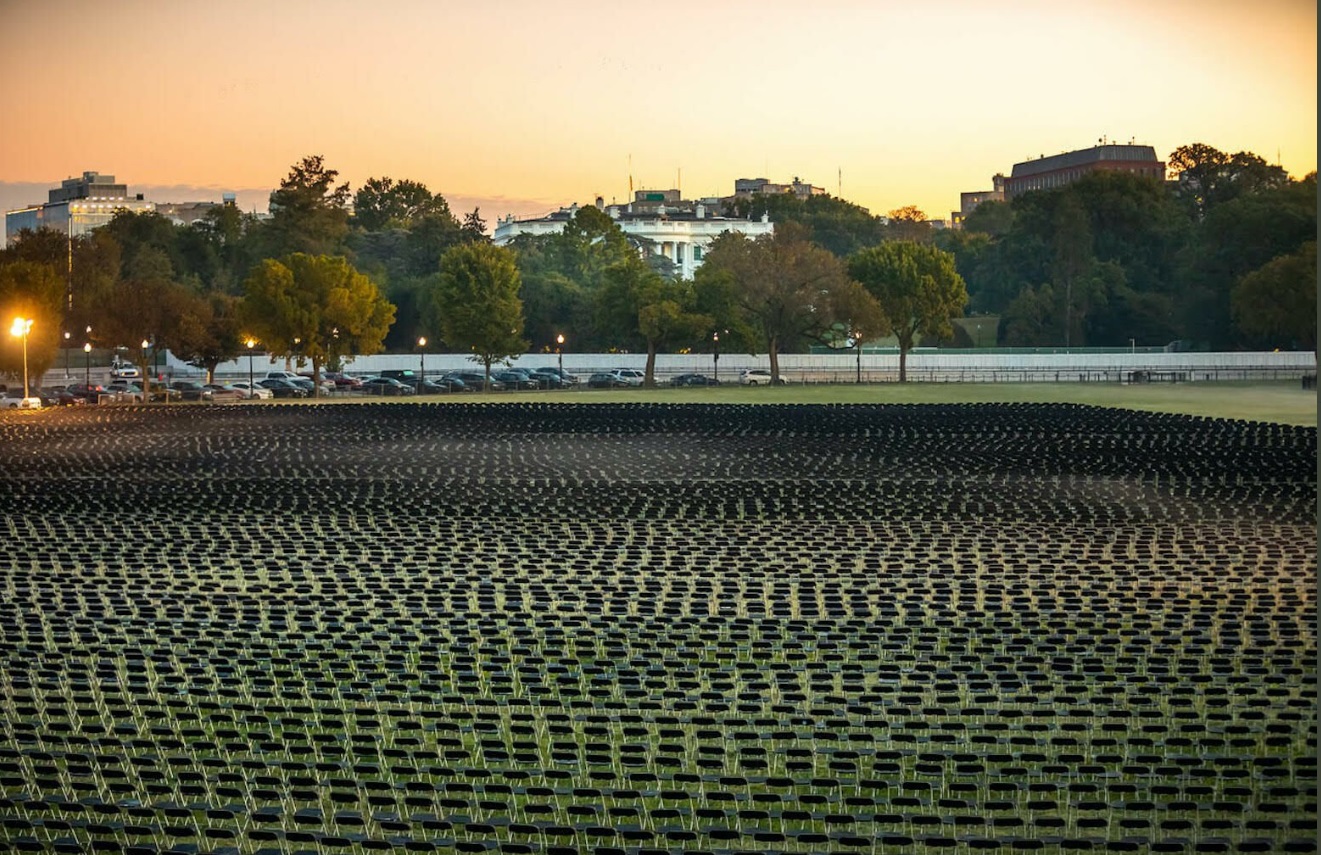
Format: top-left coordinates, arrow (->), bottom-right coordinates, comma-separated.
587,372 -> 624,389
609,368 -> 645,387
671,373 -> 719,387
420,377 -> 466,394
42,386 -> 84,406
64,383 -> 106,402
1,388 -> 41,409
105,382 -> 146,403
445,371 -> 505,392
109,361 -> 141,380
322,372 -> 363,390
503,367 -> 556,389
204,383 -> 248,402
297,374 -> 338,396
532,367 -> 578,387
492,370 -> 541,390
229,380 -> 274,400
144,380 -> 183,402
256,378 -> 308,399
739,368 -> 790,386
359,376 -> 416,396
264,370 -> 303,384
168,380 -> 215,402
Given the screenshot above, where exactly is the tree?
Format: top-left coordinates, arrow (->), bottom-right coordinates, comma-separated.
352,177 -> 452,231
1169,143 -> 1290,217
695,223 -> 856,381
172,292 -> 244,384
885,206 -> 933,243
848,241 -> 968,382
1232,242 -> 1317,350
596,255 -> 710,386
462,208 -> 489,242
431,242 -> 526,386
0,260 -> 65,381
261,155 -> 351,257
242,254 -> 395,392
92,276 -> 191,390
725,192 -> 884,257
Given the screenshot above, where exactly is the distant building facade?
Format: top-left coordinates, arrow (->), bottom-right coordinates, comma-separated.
5,172 -> 155,244
731,176 -> 826,201
1005,144 -> 1165,198
494,196 -> 773,280
951,174 -> 1006,227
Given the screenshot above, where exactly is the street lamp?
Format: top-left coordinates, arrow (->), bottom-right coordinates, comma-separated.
246,338 -> 256,399
556,334 -> 565,386
10,317 -> 33,400
64,331 -> 71,377
712,331 -> 720,383
83,342 -> 92,387
417,336 -> 427,393
853,329 -> 863,384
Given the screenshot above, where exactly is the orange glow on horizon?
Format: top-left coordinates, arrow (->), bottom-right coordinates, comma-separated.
0,1 -> 1314,223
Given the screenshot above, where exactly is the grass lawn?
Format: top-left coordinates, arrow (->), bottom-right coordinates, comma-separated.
397,380 -> 1318,426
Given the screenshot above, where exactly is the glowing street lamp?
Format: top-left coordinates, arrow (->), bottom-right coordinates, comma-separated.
245,338 -> 257,399
84,342 -> 92,388
556,334 -> 565,386
417,336 -> 427,393
63,330 -> 71,377
10,317 -> 33,400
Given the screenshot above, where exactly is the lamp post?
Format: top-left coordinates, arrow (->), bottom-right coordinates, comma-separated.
10,317 -> 33,400
246,339 -> 256,400
712,331 -> 720,383
64,331 -> 71,377
854,329 -> 863,384
84,342 -> 92,388
556,334 -> 564,387
417,337 -> 427,393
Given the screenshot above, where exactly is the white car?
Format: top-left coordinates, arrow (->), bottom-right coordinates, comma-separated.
230,380 -> 274,400
739,368 -> 789,386
609,368 -> 645,387
1,388 -> 42,409
109,362 -> 141,380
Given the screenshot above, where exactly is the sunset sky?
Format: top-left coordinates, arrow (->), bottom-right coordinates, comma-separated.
1,0 -> 1315,235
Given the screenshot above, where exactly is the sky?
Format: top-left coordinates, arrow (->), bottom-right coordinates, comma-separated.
0,0 -> 1315,238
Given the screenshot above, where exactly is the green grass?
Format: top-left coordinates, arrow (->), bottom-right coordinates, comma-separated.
392,380 -> 1318,426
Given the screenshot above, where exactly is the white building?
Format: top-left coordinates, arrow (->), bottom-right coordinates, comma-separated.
494,197 -> 773,280
5,172 -> 155,244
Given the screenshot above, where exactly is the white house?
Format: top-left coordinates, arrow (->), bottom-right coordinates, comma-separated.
493,197 -> 773,280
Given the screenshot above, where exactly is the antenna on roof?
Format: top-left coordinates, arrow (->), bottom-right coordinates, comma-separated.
838,167 -> 842,198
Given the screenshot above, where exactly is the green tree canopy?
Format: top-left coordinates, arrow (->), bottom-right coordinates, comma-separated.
695,222 -> 856,381
0,260 -> 65,381
725,192 -> 884,257
596,255 -> 710,385
1232,241 -> 1317,351
261,155 -> 351,257
431,242 -> 526,384
848,241 -> 968,382
242,253 -> 395,390
352,177 -> 453,231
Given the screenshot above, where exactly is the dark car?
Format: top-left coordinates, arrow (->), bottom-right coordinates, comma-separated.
359,377 -> 416,396
64,383 -> 106,402
671,373 -> 719,387
445,371 -> 505,392
587,372 -> 624,389
532,367 -> 578,387
257,378 -> 308,399
168,380 -> 215,402
323,372 -> 363,390
503,367 -> 554,389
42,387 -> 84,406
420,377 -> 466,394
493,370 -> 541,391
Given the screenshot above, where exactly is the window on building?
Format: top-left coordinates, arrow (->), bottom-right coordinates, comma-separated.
693,246 -> 702,261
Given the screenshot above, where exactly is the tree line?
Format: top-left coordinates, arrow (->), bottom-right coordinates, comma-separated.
1,143 -> 1312,389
